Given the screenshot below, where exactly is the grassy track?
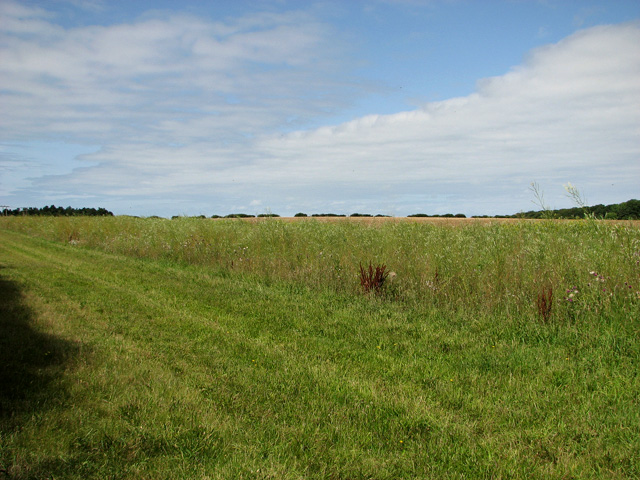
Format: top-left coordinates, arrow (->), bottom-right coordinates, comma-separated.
1,225 -> 639,479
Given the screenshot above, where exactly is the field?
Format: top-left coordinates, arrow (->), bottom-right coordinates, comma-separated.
1,216 -> 639,479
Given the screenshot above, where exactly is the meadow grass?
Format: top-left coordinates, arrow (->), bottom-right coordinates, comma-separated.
0,217 -> 639,479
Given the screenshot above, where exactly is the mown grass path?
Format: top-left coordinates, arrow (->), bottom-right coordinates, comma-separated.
0,228 -> 638,479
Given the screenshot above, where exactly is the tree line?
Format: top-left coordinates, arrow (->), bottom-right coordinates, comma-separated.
2,205 -> 114,216
207,199 -> 638,220
501,199 -> 640,220
3,199 -> 637,220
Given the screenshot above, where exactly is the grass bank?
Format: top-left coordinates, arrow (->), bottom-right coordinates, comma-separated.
0,219 -> 639,478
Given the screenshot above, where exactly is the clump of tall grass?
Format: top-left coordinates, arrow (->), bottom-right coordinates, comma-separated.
536,285 -> 553,323
359,262 -> 389,295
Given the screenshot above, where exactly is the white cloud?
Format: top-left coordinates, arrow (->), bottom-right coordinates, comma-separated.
0,2 -> 351,145
244,22 -> 640,213
264,27 -> 637,154
1,0 -> 638,216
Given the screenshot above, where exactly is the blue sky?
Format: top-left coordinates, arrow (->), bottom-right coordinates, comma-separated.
1,0 -> 639,217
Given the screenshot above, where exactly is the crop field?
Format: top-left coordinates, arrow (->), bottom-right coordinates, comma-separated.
1,216 -> 639,479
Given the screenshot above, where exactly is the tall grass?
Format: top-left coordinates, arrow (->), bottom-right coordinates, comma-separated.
2,216 -> 638,323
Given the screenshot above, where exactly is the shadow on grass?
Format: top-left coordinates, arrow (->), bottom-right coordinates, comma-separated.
0,272 -> 81,428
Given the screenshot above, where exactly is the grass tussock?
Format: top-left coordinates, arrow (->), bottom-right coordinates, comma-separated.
359,262 -> 389,295
536,285 -> 553,323
0,217 -> 639,478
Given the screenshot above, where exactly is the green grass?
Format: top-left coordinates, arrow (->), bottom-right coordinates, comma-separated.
1,218 -> 639,479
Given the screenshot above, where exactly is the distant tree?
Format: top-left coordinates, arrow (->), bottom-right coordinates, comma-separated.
591,204 -> 607,218
225,213 -> 255,218
294,212 -> 307,217
617,199 -> 640,220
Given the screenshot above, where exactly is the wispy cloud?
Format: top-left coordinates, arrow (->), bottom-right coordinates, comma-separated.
0,2 -> 353,144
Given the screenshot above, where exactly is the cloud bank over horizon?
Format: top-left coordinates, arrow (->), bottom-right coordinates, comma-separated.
1,1 -> 638,217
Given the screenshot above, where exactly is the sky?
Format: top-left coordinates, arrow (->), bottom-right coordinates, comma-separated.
1,0 -> 639,217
